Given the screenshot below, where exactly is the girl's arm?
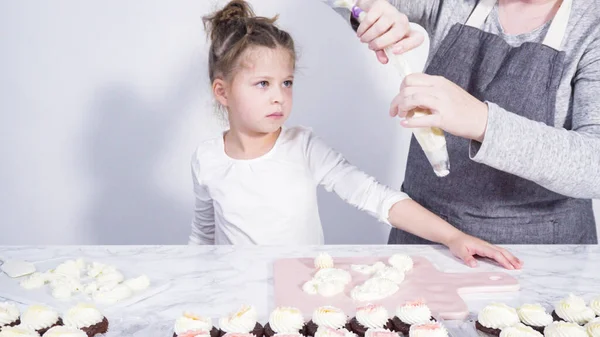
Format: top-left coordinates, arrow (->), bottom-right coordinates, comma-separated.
303,128 -> 522,269
188,156 -> 216,245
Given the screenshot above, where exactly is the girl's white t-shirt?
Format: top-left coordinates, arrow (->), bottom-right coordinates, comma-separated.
189,126 -> 409,245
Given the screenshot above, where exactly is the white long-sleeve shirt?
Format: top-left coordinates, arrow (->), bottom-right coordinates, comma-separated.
189,126 -> 409,245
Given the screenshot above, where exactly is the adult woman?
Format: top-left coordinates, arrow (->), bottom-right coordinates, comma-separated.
330,0 -> 600,244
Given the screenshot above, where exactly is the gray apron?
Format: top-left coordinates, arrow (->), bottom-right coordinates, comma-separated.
389,0 -> 598,244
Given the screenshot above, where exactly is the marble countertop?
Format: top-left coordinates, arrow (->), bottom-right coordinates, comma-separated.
0,245 -> 598,336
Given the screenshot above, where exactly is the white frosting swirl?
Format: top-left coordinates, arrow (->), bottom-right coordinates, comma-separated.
312,306 -> 347,329
269,307 -> 304,334
92,284 -> 132,304
174,313 -> 213,335
408,322 -> 448,337
590,296 -> 600,316
554,294 -> 595,325
218,305 -> 258,333
317,281 -> 345,297
498,323 -> 542,337
315,327 -> 355,337
355,305 -> 389,329
20,273 -> 46,290
86,262 -> 107,278
96,270 -> 124,285
0,302 -> 20,326
516,304 -> 552,327
350,278 -> 398,302
543,321 -> 587,337
0,326 -> 40,337
42,326 -> 87,337
373,267 -> 404,285
51,285 -> 72,300
313,269 -> 351,285
396,300 -> 431,325
303,280 -> 319,295
586,318 -> 600,337
123,275 -> 150,292
21,305 -> 60,331
314,254 -> 334,270
363,329 -> 396,337
351,263 -> 385,276
388,255 -> 413,273
63,303 -> 104,329
477,303 -> 519,330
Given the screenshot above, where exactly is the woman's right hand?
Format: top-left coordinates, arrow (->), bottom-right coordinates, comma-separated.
355,0 -> 424,64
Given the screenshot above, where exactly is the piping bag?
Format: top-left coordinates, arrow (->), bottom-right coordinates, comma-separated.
333,1 -> 450,177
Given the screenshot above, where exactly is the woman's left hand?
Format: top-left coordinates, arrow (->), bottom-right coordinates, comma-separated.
390,73 -> 489,142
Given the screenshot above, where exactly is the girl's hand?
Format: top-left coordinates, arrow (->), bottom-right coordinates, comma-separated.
355,0 -> 424,64
445,233 -> 523,270
390,73 -> 489,142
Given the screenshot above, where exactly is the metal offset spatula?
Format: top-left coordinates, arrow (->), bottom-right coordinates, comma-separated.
0,255 -> 36,278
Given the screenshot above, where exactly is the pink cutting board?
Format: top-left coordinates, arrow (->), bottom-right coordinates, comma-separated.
273,256 -> 519,320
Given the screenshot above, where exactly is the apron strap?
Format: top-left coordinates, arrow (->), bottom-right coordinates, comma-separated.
464,0 -> 573,51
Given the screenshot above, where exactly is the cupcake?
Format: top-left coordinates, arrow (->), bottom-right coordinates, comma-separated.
475,303 -> 519,337
0,326 -> 40,337
408,322 -> 448,337
264,307 -> 306,337
217,305 -> 263,337
391,300 -> 434,335
586,317 -> 600,337
498,323 -> 541,337
21,304 -> 63,335
179,332 -> 213,337
590,296 -> 600,317
42,326 -> 88,337
348,305 -> 393,337
363,329 -> 398,337
516,304 -> 552,333
543,321 -> 587,337
305,306 -> 349,336
552,294 -> 595,325
314,327 -> 357,337
62,303 -> 108,337
0,302 -> 20,328
173,312 -> 219,337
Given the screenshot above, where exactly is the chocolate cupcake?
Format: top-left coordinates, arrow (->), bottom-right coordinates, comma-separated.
0,326 -> 40,337
585,317 -> 600,336
173,312 -> 219,337
408,322 -> 448,337
475,303 -> 519,337
20,304 -> 63,336
551,294 -> 595,325
42,326 -> 88,337
497,323 -> 541,337
305,306 -> 349,337
218,305 -> 263,337
0,302 -> 20,328
62,303 -> 108,337
348,305 -> 394,337
313,327 -> 356,337
264,307 -> 306,337
391,300 -> 434,335
543,321 -> 587,337
516,303 -> 552,333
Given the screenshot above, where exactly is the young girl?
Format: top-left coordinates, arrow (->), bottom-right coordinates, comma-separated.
190,0 -> 522,270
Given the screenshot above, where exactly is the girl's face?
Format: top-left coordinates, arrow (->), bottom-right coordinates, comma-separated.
218,46 -> 295,135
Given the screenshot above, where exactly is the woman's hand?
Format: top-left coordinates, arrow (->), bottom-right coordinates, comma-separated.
354,0 -> 424,64
390,73 -> 489,142
445,232 -> 523,270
